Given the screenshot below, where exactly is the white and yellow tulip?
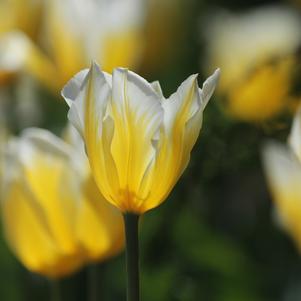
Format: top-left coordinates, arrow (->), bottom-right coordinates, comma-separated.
62,62 -> 219,214
263,107 -> 301,251
0,126 -> 124,278
204,6 -> 301,122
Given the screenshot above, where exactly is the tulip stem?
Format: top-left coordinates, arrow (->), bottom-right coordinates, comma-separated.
124,213 -> 140,301
50,279 -> 61,301
87,264 -> 101,301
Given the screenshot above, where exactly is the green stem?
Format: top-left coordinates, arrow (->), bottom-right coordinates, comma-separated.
87,264 -> 101,301
50,279 -> 61,301
123,213 -> 140,301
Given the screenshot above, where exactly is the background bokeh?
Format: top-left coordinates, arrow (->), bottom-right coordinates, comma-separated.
1,0 -> 301,300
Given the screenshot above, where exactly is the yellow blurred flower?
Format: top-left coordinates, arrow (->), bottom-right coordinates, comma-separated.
204,6 -> 301,122
62,63 -> 219,214
263,106 -> 301,251
0,0 -> 144,92
0,127 -> 124,278
0,0 -> 42,37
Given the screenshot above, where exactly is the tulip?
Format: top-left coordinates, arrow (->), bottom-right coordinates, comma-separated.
63,62 -> 219,214
263,106 -> 301,251
62,62 -> 219,300
203,6 -> 301,122
0,0 -> 144,92
0,127 -> 124,278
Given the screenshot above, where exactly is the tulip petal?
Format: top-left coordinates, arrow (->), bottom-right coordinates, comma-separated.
64,63 -> 122,205
77,176 -> 124,261
21,128 -> 73,159
163,74 -> 199,136
62,63 -> 111,136
61,69 -> 89,107
181,69 -> 220,167
151,80 -> 164,98
262,142 -> 301,249
17,129 -> 82,254
263,142 -> 301,200
2,179 -> 59,275
141,70 -> 219,212
62,69 -> 89,137
110,68 -> 163,211
0,31 -> 59,91
45,0 -> 92,83
199,68 -> 221,110
289,105 -> 301,161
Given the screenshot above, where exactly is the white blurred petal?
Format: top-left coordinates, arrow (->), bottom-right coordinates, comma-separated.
263,142 -> 301,202
204,6 -> 301,88
0,31 -> 31,71
289,106 -> 301,162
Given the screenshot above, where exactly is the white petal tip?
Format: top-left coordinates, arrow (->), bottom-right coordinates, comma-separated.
209,68 -> 221,85
90,61 -> 101,73
61,68 -> 89,106
0,31 -> 30,71
213,68 -> 221,78
199,68 -> 221,109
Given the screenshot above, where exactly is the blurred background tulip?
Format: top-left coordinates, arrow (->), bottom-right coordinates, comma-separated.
0,127 -> 124,279
263,107 -> 301,252
0,0 -> 144,93
203,5 -> 301,122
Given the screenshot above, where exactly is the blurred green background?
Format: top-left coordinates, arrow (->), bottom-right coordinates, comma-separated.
1,0 -> 301,300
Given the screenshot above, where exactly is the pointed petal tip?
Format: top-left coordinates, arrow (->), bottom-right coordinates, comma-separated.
198,68 -> 221,110
90,60 -> 100,68
151,80 -> 164,98
215,67 -> 221,74
193,73 -> 199,83
212,68 -> 221,81
90,61 -> 102,74
61,68 -> 90,106
180,73 -> 199,89
191,73 -> 199,81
